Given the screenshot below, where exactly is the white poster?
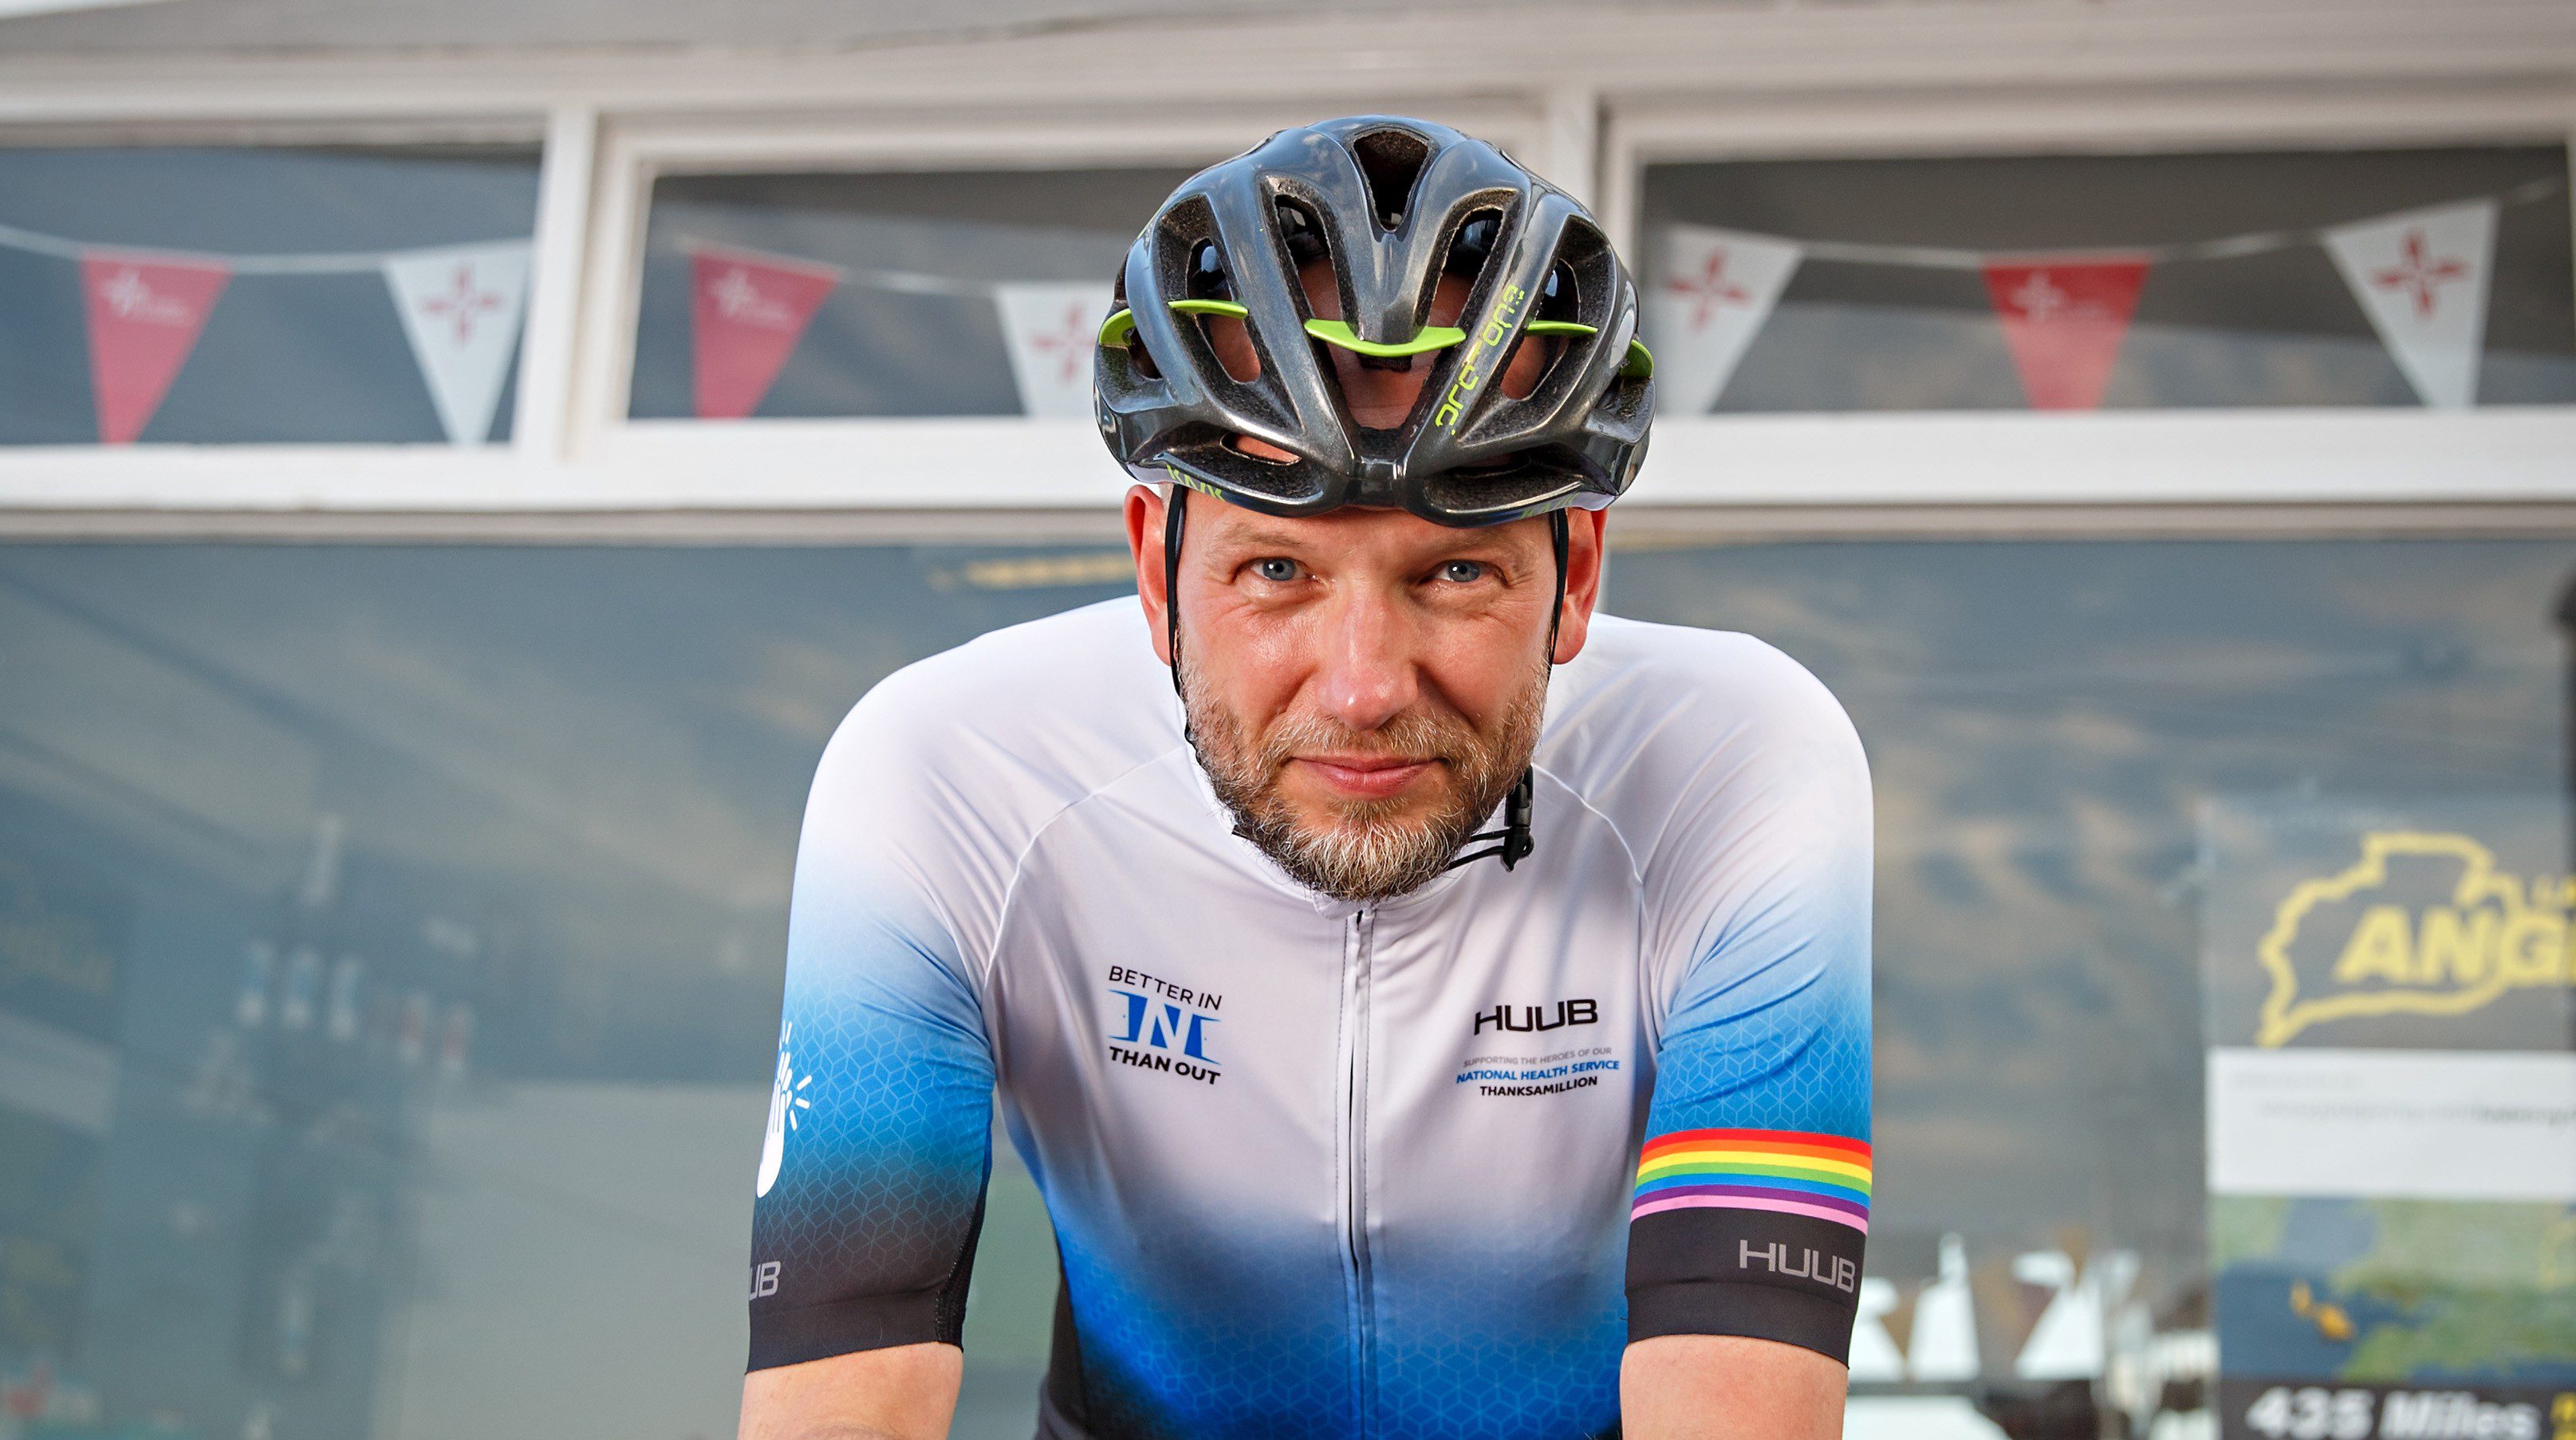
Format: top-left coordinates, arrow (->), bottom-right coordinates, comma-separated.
2207,1047 -> 2576,1202
1641,225 -> 1802,415
2321,199 -> 2498,410
383,242 -> 534,444
995,281 -> 1113,419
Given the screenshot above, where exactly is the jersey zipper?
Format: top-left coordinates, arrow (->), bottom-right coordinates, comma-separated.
1338,906 -> 1379,1438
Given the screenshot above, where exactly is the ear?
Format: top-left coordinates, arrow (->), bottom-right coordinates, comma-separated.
1550,507 -> 1609,667
1126,483 -> 1174,667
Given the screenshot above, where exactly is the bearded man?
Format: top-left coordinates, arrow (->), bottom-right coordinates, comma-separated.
741,116 -> 1874,1440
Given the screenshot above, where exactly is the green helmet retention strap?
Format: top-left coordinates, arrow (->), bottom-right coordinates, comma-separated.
1099,299 -> 1252,348
1301,319 -> 1467,358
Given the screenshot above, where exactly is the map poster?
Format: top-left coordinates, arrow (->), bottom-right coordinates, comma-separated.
2200,797 -> 2576,1440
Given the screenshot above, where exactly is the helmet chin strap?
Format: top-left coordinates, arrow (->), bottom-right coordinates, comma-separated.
1444,507 -> 1568,875
1163,485 -> 1189,701
1165,486 -> 1566,878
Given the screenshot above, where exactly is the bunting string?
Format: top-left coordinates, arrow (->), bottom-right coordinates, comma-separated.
1772,175 -> 2562,270
1645,176 -> 2560,413
0,216 -> 537,443
0,218 -> 532,274
0,170 -> 2559,435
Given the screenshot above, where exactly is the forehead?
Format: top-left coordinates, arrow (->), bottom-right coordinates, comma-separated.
1193,498 -> 1543,561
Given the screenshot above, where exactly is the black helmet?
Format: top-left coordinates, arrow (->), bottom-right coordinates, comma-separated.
1094,115 -> 1654,527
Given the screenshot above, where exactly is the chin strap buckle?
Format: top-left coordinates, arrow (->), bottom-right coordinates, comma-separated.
1444,767 -> 1535,873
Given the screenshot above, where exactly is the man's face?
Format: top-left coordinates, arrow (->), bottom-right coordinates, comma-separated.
1152,500 -> 1599,901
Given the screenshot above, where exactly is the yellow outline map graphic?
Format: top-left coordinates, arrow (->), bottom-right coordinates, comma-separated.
2255,830 -> 2566,1047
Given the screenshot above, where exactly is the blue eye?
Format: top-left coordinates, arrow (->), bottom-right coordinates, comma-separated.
1438,561 -> 1486,583
1255,557 -> 1300,583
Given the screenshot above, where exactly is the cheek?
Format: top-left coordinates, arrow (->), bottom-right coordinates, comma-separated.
1413,612 -> 1547,728
1190,594 -> 1318,725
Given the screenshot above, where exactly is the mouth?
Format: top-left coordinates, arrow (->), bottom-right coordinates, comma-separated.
1288,753 -> 1440,802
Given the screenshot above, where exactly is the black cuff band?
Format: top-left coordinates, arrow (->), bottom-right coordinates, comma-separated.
1626,1207 -> 1866,1364
748,1289 -> 953,1372
1627,1277 -> 1858,1365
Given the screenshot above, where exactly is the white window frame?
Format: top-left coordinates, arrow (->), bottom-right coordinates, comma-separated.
0,0 -> 2566,536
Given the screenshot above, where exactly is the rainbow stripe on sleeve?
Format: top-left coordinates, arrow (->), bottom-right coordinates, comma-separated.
1631,1128 -> 1872,1233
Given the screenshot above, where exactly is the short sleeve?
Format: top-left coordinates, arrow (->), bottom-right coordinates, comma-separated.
747,700 -> 998,1371
1625,648 -> 1873,1363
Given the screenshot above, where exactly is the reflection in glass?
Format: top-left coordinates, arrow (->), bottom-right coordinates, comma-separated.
0,537 -> 2562,1437
1639,147 -> 2576,413
628,168 -> 1195,420
0,147 -> 540,445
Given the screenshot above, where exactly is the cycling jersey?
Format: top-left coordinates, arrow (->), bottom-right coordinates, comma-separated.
748,599 -> 1872,1440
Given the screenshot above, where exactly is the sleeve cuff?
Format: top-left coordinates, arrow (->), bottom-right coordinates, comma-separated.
747,1289 -> 956,1372
1625,1207 -> 1865,1364
1627,1277 -> 1857,1365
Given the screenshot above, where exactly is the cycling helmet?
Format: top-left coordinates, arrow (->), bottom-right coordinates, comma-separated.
1093,115 -> 1654,527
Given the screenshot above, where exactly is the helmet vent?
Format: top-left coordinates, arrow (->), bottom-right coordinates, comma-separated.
1352,128 -> 1432,231
1442,209 -> 1503,279
1274,199 -> 1329,268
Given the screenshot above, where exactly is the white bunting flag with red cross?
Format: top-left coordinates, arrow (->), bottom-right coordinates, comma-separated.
1980,257 -> 2152,411
994,282 -> 1113,419
1641,225 -> 1802,416
80,253 -> 230,444
2322,199 -> 2499,410
383,242 -> 533,445
689,243 -> 844,420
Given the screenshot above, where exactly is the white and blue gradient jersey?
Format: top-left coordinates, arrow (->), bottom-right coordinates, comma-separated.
748,600 -> 1873,1440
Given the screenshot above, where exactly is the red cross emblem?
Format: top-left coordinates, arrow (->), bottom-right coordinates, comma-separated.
1026,301 -> 1093,385
421,262 -> 506,344
2369,229 -> 2468,321
1664,248 -> 1751,332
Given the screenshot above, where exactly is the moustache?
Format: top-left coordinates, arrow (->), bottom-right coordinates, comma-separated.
1245,707 -> 1479,779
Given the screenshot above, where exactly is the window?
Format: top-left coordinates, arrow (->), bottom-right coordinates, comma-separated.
2,535 -> 2562,1437
0,146 -> 542,445
1637,147 -> 2575,414
627,167 -> 1199,421
0,544 -> 1116,1435
1611,536 -> 2571,1438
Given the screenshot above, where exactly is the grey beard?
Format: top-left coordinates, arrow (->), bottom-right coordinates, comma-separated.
1181,652 -> 1548,903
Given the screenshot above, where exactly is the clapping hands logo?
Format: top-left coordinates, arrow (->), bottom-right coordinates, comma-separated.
756,1021 -> 813,1198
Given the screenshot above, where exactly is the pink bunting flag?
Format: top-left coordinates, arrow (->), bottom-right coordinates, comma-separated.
1980,258 -> 2150,411
81,253 -> 230,443
689,243 -> 842,419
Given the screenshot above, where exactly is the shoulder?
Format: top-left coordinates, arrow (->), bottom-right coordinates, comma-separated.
1545,614 -> 1864,782
1540,615 -> 1868,869
805,599 -> 1183,860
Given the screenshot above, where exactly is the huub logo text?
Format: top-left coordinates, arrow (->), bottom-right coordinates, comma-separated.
1740,1239 -> 1857,1293
750,1260 -> 781,1299
1473,997 -> 1598,1036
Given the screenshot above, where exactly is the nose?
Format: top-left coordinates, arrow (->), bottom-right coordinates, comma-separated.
1310,581 -> 1421,734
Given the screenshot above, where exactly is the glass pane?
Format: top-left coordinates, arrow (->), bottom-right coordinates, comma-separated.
1607,537 -> 2573,1440
0,146 -> 541,445
2,536 -> 2566,1438
628,167 -> 1195,419
1638,146 -> 2576,412
0,544 -> 1134,1436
